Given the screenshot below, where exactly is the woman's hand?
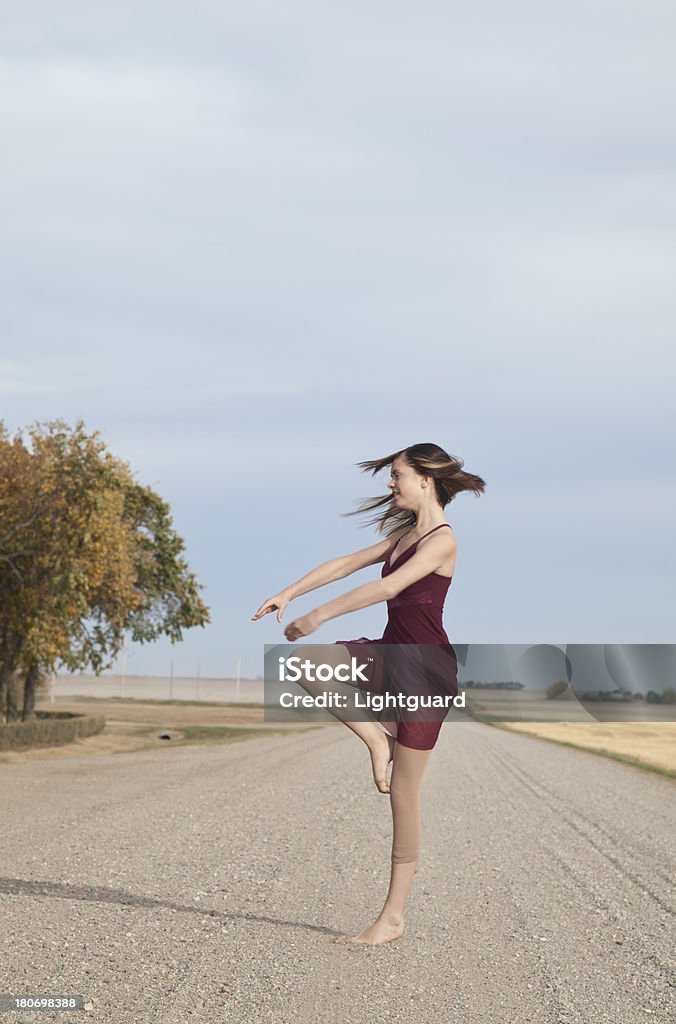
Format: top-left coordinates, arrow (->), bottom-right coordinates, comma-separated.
251,591 -> 291,623
284,611 -> 321,642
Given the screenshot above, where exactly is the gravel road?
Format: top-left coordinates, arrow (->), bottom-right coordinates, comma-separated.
1,718 -> 674,1024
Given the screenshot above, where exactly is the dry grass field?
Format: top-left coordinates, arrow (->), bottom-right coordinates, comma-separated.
495,720 -> 676,776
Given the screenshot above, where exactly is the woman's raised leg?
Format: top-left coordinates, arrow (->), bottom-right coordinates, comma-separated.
290,645 -> 396,793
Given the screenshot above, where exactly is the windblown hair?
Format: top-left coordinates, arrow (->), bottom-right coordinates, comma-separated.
343,442 -> 486,537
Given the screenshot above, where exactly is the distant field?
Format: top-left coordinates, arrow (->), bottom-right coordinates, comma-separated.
47,672 -> 264,703
464,686 -> 675,723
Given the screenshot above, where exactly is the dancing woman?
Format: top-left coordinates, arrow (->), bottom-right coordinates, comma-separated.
252,442 -> 485,945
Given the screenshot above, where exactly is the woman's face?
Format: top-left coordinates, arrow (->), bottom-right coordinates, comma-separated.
388,456 -> 425,508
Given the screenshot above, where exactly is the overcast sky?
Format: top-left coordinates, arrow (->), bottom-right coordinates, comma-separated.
1,1 -> 674,678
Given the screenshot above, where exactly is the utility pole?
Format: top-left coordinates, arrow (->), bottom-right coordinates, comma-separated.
236,656 -> 241,703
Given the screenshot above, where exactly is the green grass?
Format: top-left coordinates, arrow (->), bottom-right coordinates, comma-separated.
130,723 -> 321,752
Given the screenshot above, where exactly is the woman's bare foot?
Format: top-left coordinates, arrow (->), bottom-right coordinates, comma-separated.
337,914 -> 405,945
369,730 -> 395,793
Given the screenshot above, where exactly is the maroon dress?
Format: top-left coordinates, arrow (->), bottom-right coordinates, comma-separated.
334,523 -> 459,750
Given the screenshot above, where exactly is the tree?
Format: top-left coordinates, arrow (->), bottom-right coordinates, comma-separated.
0,419 -> 210,722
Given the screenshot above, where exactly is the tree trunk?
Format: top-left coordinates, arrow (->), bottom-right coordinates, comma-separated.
22,663 -> 41,721
0,660 -> 15,725
6,669 -> 21,721
0,635 -> 23,724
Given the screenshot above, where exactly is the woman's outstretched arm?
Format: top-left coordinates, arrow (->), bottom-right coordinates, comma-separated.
251,533 -> 403,623
282,577 -> 391,641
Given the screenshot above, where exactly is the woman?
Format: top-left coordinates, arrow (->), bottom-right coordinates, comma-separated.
252,442 -> 485,945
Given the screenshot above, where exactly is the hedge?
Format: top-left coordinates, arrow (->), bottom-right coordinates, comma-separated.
0,711 -> 106,751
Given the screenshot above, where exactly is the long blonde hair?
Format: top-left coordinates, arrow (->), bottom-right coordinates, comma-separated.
343,442 -> 486,536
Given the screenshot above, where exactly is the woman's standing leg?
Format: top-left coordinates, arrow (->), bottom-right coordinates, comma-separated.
342,741 -> 432,945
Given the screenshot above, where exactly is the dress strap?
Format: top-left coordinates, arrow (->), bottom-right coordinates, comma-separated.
416,523 -> 451,544
386,522 -> 451,568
